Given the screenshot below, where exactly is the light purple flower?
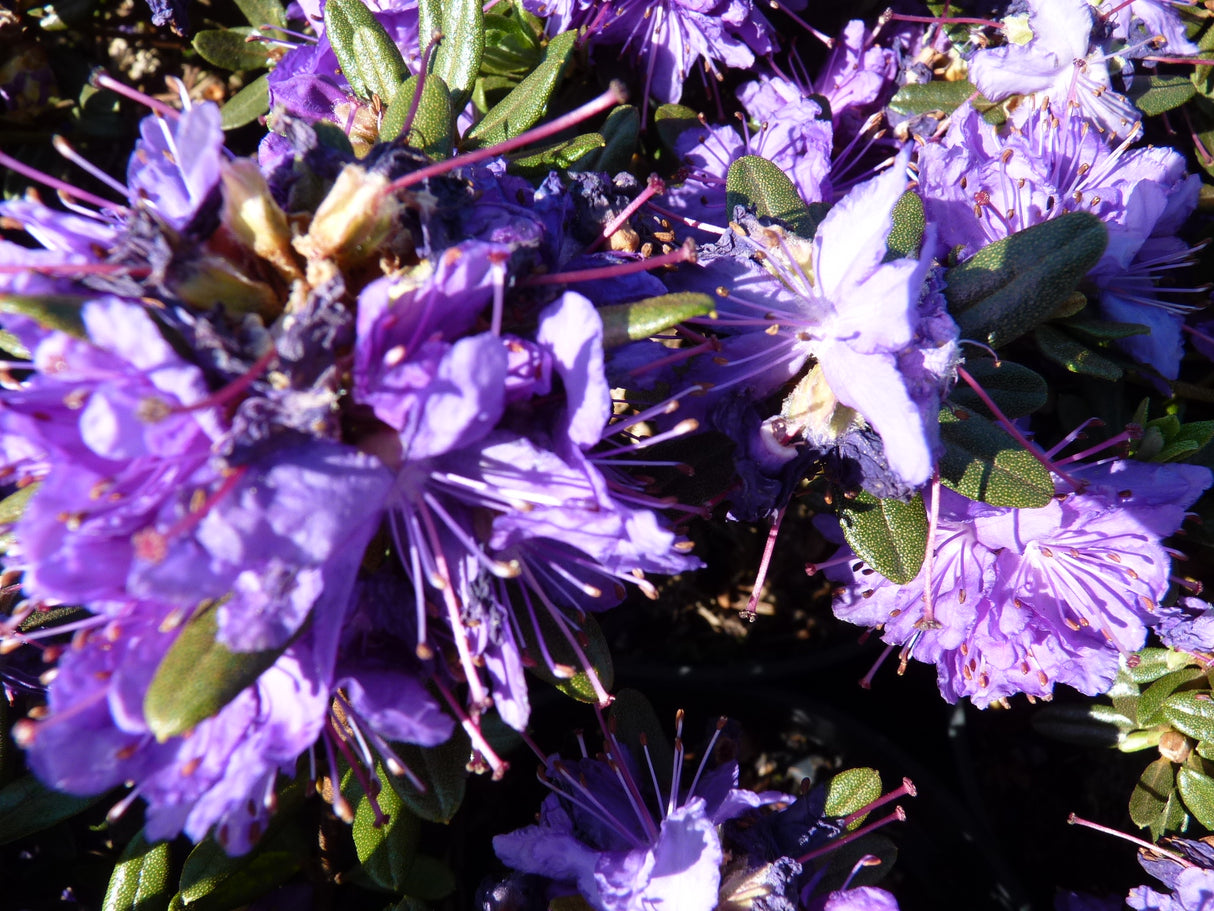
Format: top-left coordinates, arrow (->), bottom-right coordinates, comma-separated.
829,459 -> 1211,706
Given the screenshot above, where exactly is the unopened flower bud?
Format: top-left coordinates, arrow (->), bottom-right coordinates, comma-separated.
293,163 -> 402,281
1159,730 -> 1194,764
220,158 -> 300,281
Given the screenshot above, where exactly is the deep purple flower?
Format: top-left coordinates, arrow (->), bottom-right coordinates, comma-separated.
493,714 -> 783,911
1129,836 -> 1214,911
1153,597 -> 1214,655
828,459 -> 1212,706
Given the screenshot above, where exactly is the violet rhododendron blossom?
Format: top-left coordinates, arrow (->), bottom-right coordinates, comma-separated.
663,147 -> 955,508
828,459 -> 1212,706
1129,836 -> 1214,911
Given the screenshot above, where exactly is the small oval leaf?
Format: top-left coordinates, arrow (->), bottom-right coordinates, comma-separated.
725,155 -> 816,237
193,28 -> 272,72
599,292 -> 715,348
0,774 -> 103,845
1129,756 -> 1175,830
220,74 -> 270,131
1178,766 -> 1214,831
1165,692 -> 1214,744
837,489 -> 927,586
102,830 -> 173,911
144,599 -> 289,741
324,0 -> 409,105
824,767 -> 882,826
937,406 -> 1055,507
387,732 -> 470,824
382,73 -> 453,157
464,29 -> 577,148
948,358 -> 1047,420
342,759 -> 421,893
429,0 -> 483,108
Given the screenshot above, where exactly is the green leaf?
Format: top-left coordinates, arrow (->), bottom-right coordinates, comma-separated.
508,133 -> 605,178
608,689 -> 675,795
342,759 -> 421,894
480,7 -> 544,77
464,29 -> 576,148
381,73 -> 453,157
1129,756 -> 1175,831
520,608 -> 614,704
653,103 -> 700,154
887,80 -> 986,118
937,406 -> 1055,508
1130,74 -> 1197,117
102,830 -> 173,911
399,855 -> 456,901
192,28 -> 272,72
1127,648 -> 1197,685
324,0 -> 409,105
725,155 -> 817,237
144,599 -> 290,741
599,292 -> 715,348
836,489 -> 927,585
824,768 -> 881,826
1139,668 -> 1208,727
1030,702 -> 1134,748
0,293 -> 88,341
1062,317 -> 1151,341
573,104 -> 639,174
220,74 -> 270,131
233,0 -> 285,28
1164,691 -> 1214,744
387,732 -> 469,823
425,0 -> 483,108
884,190 -> 924,260
1034,324 -> 1123,381
0,774 -> 103,844
1178,766 -> 1214,831
947,358 -> 1047,420
172,798 -> 307,911
945,212 -> 1108,348
0,482 -> 37,527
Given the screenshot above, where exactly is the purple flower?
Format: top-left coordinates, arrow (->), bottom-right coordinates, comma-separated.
494,714 -> 783,911
1153,597 -> 1214,655
1129,836 -> 1214,911
664,148 -> 954,502
917,100 -> 1202,377
967,0 -> 1140,139
820,887 -> 901,911
1104,1 -> 1200,59
828,459 -> 1212,706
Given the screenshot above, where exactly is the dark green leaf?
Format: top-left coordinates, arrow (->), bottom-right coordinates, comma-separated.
824,768 -> 881,826
1139,668 -> 1208,727
573,104 -> 638,174
0,774 -> 103,844
947,358 -> 1047,420
520,608 -> 614,704
946,212 -> 1108,348
464,30 -> 576,148
399,855 -> 456,901
1034,324 -> 1123,381
388,732 -> 469,823
233,0 -> 285,28
1179,766 -> 1214,831
1031,703 -> 1134,748
1062,317 -> 1151,341
480,7 -> 544,77
0,293 -> 88,340
836,489 -> 927,585
653,103 -> 700,154
192,28 -> 272,72
725,155 -> 816,237
173,802 -> 307,911
887,80 -> 983,117
1164,691 -> 1214,744
608,689 -> 675,795
342,759 -> 421,894
937,406 -> 1054,507
427,0 -> 483,108
1129,756 -> 1175,831
1130,74 -> 1197,117
884,191 -> 924,260
599,292 -> 715,348
381,73 -> 452,157
324,0 -> 409,105
508,133 -> 605,178
144,599 -> 289,741
102,830 -> 173,911
220,74 -> 270,131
